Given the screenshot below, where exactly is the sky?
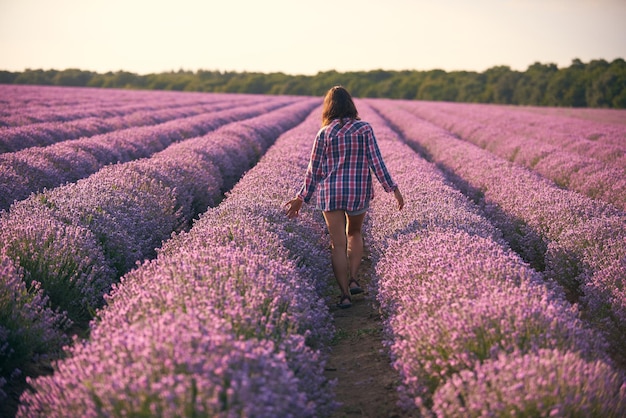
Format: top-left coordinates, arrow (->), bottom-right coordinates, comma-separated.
0,0 -> 624,76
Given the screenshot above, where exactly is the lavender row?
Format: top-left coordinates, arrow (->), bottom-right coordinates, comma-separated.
0,99 -> 318,399
0,85 -> 143,121
369,100 -> 626,363
521,105 -> 626,126
1,97 -> 317,317
0,93 -> 225,129
0,97 -> 294,211
393,99 -> 626,210
18,107 -> 339,417
371,100 -> 626,301
0,85 -> 243,127
357,103 -> 626,416
0,96 -> 262,154
400,99 -> 626,159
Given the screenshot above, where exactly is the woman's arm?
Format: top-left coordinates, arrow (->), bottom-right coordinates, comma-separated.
297,131 -> 325,202
285,131 -> 325,218
366,125 -> 396,193
366,125 -> 404,211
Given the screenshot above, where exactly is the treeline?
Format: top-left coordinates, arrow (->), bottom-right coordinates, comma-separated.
1,58 -> 625,108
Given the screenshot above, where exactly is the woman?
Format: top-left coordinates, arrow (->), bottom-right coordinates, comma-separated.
285,86 -> 404,309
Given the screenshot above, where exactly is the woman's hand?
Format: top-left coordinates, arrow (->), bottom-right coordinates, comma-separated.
284,197 -> 303,219
394,187 -> 404,211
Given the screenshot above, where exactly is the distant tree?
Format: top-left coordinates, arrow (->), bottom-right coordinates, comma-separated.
513,62 -> 558,105
51,69 -> 95,86
313,70 -> 348,96
2,59 -> 625,108
417,70 -> 457,101
399,72 -> 424,100
586,59 -> 626,107
273,75 -> 311,95
13,69 -> 56,85
376,76 -> 405,99
606,59 -> 626,107
454,71 -> 485,103
481,66 -> 513,103
239,73 -> 271,94
0,71 -> 18,83
545,59 -> 587,107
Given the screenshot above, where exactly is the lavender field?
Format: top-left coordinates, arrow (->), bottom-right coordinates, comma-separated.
1,85 -> 625,416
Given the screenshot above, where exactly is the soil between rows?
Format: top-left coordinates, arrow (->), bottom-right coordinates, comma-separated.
324,252 -> 411,418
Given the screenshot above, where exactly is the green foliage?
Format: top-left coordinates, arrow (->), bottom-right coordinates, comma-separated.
0,260 -> 69,379
3,58 -> 625,107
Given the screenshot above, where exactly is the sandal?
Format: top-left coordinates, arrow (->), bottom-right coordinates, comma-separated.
336,294 -> 352,309
349,279 -> 364,295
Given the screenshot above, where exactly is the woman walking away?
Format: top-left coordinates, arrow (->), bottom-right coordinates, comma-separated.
285,86 -> 404,309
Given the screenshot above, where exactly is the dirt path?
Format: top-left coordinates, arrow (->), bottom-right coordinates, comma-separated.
324,252 -> 411,418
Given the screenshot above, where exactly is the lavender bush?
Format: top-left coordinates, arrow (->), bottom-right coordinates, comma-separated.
2,99 -> 320,415
18,312 -> 321,417
0,249 -> 70,397
0,201 -> 115,322
8,89 -> 625,416
432,349 -> 626,417
393,99 -> 626,209
375,230 -> 615,412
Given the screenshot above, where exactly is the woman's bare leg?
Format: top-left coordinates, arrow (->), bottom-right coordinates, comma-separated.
346,212 -> 366,284
322,210 -> 350,296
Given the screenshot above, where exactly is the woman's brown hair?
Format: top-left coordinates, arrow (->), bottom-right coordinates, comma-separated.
321,86 -> 360,127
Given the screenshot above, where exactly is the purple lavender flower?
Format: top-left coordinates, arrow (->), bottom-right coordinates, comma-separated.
432,349 -> 626,417
18,312 -> 325,417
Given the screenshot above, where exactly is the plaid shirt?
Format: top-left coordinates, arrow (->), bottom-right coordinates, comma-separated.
297,118 -> 397,212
